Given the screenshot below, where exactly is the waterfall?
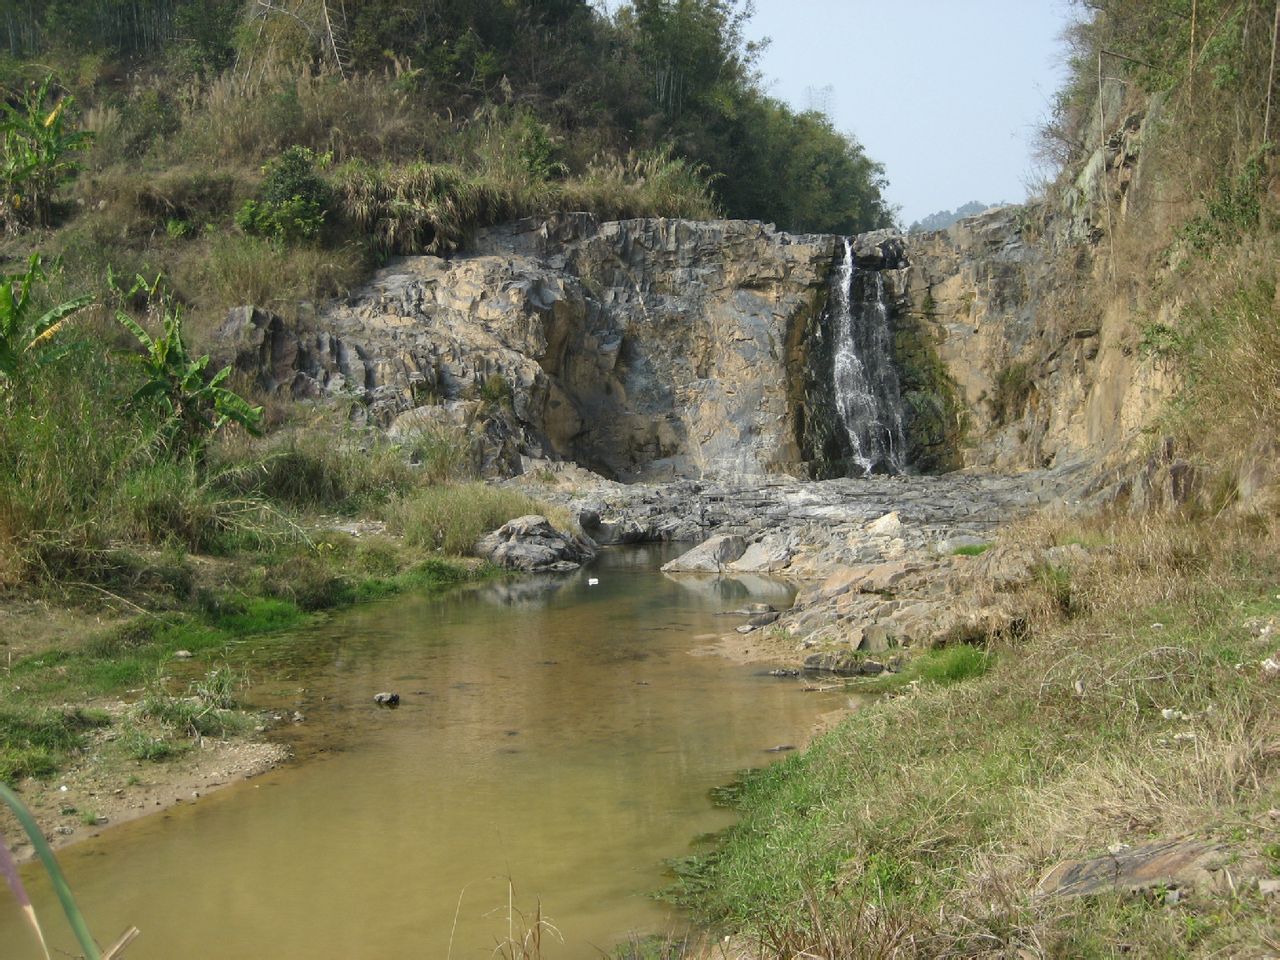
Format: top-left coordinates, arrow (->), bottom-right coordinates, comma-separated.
830,238 -> 907,475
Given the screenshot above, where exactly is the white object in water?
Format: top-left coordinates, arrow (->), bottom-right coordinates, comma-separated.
587,578 -> 600,586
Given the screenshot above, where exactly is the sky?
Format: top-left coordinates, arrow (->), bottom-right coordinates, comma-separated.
745,0 -> 1079,226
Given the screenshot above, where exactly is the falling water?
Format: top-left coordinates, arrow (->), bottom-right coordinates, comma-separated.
831,238 -> 907,475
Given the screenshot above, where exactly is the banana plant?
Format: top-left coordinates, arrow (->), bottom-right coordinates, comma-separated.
0,76 -> 94,231
113,273 -> 263,457
0,254 -> 93,390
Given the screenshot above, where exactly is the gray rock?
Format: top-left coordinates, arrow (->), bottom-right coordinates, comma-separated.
857,623 -> 895,653
373,692 -> 400,706
661,534 -> 748,573
215,216 -> 841,481
728,535 -> 794,573
476,515 -> 596,573
1036,839 -> 1227,898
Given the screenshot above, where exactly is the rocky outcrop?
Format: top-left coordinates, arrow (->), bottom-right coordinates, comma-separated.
660,534 -> 747,573
902,86 -> 1174,477
215,215 -> 839,482
518,462 -> 1089,664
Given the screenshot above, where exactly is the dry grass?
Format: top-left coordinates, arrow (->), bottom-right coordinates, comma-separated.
677,506 -> 1280,957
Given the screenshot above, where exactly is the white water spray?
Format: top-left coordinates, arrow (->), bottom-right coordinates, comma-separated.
831,238 -> 907,475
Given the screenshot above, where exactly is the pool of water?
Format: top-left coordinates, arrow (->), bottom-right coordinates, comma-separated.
3,546 -> 852,959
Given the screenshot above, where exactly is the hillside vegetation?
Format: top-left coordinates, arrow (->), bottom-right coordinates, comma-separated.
0,0 -> 893,618
0,0 -> 891,337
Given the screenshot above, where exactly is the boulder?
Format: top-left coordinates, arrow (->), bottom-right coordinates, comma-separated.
867,511 -> 903,537
1036,839 -> 1228,898
727,535 -> 793,573
661,534 -> 748,573
476,515 -> 596,573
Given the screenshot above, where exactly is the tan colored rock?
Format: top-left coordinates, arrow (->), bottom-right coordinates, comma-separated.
1035,839 -> 1228,898
867,511 -> 903,537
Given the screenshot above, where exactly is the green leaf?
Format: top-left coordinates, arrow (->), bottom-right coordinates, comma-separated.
115,310 -> 154,351
0,783 -> 102,960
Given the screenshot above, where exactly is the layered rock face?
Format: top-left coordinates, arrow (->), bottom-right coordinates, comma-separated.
905,206 -> 1171,474
902,86 -> 1175,478
217,214 -> 839,481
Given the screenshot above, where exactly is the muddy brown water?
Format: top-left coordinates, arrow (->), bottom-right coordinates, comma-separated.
3,546 -> 855,959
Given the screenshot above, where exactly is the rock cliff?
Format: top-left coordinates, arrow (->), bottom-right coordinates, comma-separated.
215,84 -> 1182,495
217,214 -> 841,481
901,83 -> 1179,490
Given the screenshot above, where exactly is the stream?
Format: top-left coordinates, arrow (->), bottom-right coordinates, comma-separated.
2,545 -> 854,959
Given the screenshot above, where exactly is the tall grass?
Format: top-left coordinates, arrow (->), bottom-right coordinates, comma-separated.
335,147 -> 717,257
385,484 -> 550,556
0,336 -> 311,586
1161,245 -> 1280,485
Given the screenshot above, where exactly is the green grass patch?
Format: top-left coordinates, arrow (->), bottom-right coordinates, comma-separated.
912,644 -> 992,684
0,707 -> 109,785
950,543 -> 991,557
120,725 -> 188,762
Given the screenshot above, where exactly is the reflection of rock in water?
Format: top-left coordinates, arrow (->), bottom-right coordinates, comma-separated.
474,575 -> 571,608
665,573 -> 795,606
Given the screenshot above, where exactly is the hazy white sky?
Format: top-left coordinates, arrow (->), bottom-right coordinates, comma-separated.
746,0 -> 1078,225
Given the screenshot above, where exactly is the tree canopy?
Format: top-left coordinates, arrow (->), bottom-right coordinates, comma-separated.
0,0 -> 892,234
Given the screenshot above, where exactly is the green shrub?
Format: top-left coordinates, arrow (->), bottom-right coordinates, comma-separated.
225,430 -> 418,512
989,360 -> 1034,426
121,725 -> 186,762
139,668 -> 249,739
0,76 -> 93,230
261,551 -> 353,611
0,254 -> 94,389
1180,156 -> 1265,255
113,274 -> 263,458
399,422 -> 478,484
478,373 -> 513,411
237,145 -> 330,243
